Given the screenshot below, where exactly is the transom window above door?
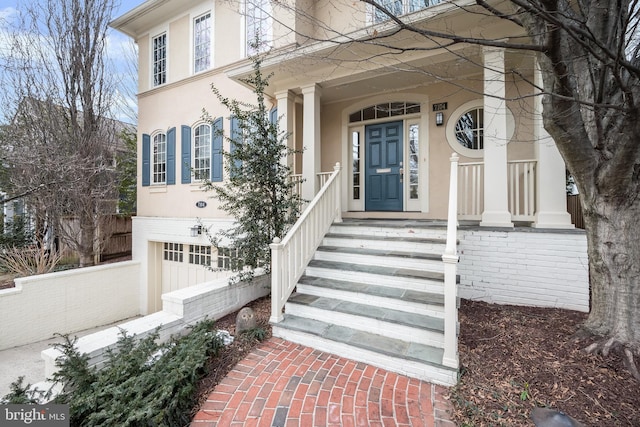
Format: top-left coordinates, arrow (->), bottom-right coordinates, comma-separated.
349,102 -> 421,123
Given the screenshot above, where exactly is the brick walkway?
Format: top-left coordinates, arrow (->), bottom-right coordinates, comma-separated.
191,337 -> 455,427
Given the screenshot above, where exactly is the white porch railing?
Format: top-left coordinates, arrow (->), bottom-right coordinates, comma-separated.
270,163 -> 342,323
458,159 -> 537,222
290,172 -> 334,198
508,160 -> 536,221
442,153 -> 459,369
290,174 -> 303,198
457,161 -> 484,219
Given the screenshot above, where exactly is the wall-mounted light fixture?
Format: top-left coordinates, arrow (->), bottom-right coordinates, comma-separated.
190,225 -> 203,237
435,112 -> 444,126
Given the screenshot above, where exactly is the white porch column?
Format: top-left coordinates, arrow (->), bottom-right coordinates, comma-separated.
301,84 -> 322,201
480,46 -> 513,228
532,63 -> 574,228
275,90 -> 295,168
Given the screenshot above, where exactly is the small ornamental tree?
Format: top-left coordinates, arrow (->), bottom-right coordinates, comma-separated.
203,52 -> 301,281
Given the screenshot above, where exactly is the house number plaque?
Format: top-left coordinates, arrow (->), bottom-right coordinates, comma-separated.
196,201 -> 207,208
432,102 -> 448,111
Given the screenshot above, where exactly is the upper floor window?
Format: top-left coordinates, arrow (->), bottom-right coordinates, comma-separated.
153,132 -> 167,184
245,0 -> 272,56
371,0 -> 440,23
193,124 -> 211,180
152,33 -> 167,86
194,13 -> 211,73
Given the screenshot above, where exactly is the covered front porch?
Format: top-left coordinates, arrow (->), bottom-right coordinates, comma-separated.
235,44 -> 574,229
226,13 -> 580,385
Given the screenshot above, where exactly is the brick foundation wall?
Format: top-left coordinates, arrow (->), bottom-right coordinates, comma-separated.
457,228 -> 589,312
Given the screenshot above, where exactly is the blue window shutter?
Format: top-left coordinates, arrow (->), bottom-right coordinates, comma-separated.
211,118 -> 223,182
142,133 -> 150,187
270,107 -> 278,124
167,127 -> 176,185
181,125 -> 191,184
230,116 -> 242,172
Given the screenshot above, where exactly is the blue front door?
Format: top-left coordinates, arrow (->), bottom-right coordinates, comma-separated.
365,121 -> 403,211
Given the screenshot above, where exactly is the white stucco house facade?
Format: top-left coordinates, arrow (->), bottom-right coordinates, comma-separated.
111,0 -> 589,385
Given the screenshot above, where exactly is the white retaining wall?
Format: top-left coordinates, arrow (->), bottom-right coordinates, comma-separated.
0,261 -> 141,350
458,228 -> 589,312
41,274 -> 270,379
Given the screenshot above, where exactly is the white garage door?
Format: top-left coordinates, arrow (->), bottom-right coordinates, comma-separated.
161,242 -> 225,294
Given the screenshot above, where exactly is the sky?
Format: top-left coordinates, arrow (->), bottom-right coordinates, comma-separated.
0,0 -> 146,124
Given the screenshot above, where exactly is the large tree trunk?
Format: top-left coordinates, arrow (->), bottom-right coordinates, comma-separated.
582,200 -> 640,346
513,0 -> 640,378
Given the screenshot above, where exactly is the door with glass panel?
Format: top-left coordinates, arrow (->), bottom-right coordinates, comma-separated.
365,121 -> 403,211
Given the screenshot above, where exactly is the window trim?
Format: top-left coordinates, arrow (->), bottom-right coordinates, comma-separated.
151,32 -> 167,87
193,11 -> 212,74
192,122 -> 212,181
243,0 -> 273,57
445,99 -> 514,159
369,0 -> 442,24
152,132 -> 167,185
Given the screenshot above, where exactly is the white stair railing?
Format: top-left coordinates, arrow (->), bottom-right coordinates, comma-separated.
270,163 -> 342,323
442,153 -> 459,369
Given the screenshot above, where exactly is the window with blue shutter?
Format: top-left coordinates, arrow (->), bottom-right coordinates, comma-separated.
166,127 -> 176,185
181,125 -> 192,184
270,107 -> 278,124
211,117 -> 223,182
142,133 -> 151,186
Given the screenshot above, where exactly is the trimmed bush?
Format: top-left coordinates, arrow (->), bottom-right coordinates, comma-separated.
51,319 -> 222,426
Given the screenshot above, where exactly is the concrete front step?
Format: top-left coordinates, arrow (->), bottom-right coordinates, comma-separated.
297,275 -> 445,318
285,293 -> 445,347
306,259 -> 446,293
271,315 -> 457,386
323,233 -> 446,253
314,245 -> 444,272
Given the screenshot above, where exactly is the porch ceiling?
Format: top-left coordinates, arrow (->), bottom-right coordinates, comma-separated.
228,3 -> 535,104
234,45 -> 535,104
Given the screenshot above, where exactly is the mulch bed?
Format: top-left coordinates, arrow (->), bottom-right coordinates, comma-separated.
449,299 -> 640,426
191,296 -> 273,417
189,296 -> 640,426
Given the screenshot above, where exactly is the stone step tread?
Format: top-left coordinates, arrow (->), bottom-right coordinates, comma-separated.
316,245 -> 442,261
298,275 -> 444,306
334,219 -> 448,230
324,232 -> 446,245
274,315 -> 455,372
288,293 -> 444,332
307,259 -> 445,282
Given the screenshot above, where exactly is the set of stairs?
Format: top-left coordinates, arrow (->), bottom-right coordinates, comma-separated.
271,219 -> 458,386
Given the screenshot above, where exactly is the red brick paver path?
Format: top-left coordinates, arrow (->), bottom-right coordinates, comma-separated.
191,337 -> 455,427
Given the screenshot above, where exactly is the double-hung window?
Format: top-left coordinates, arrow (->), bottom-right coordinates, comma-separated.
193,124 -> 211,180
194,13 -> 211,73
152,33 -> 167,86
245,0 -> 272,56
153,133 -> 167,184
